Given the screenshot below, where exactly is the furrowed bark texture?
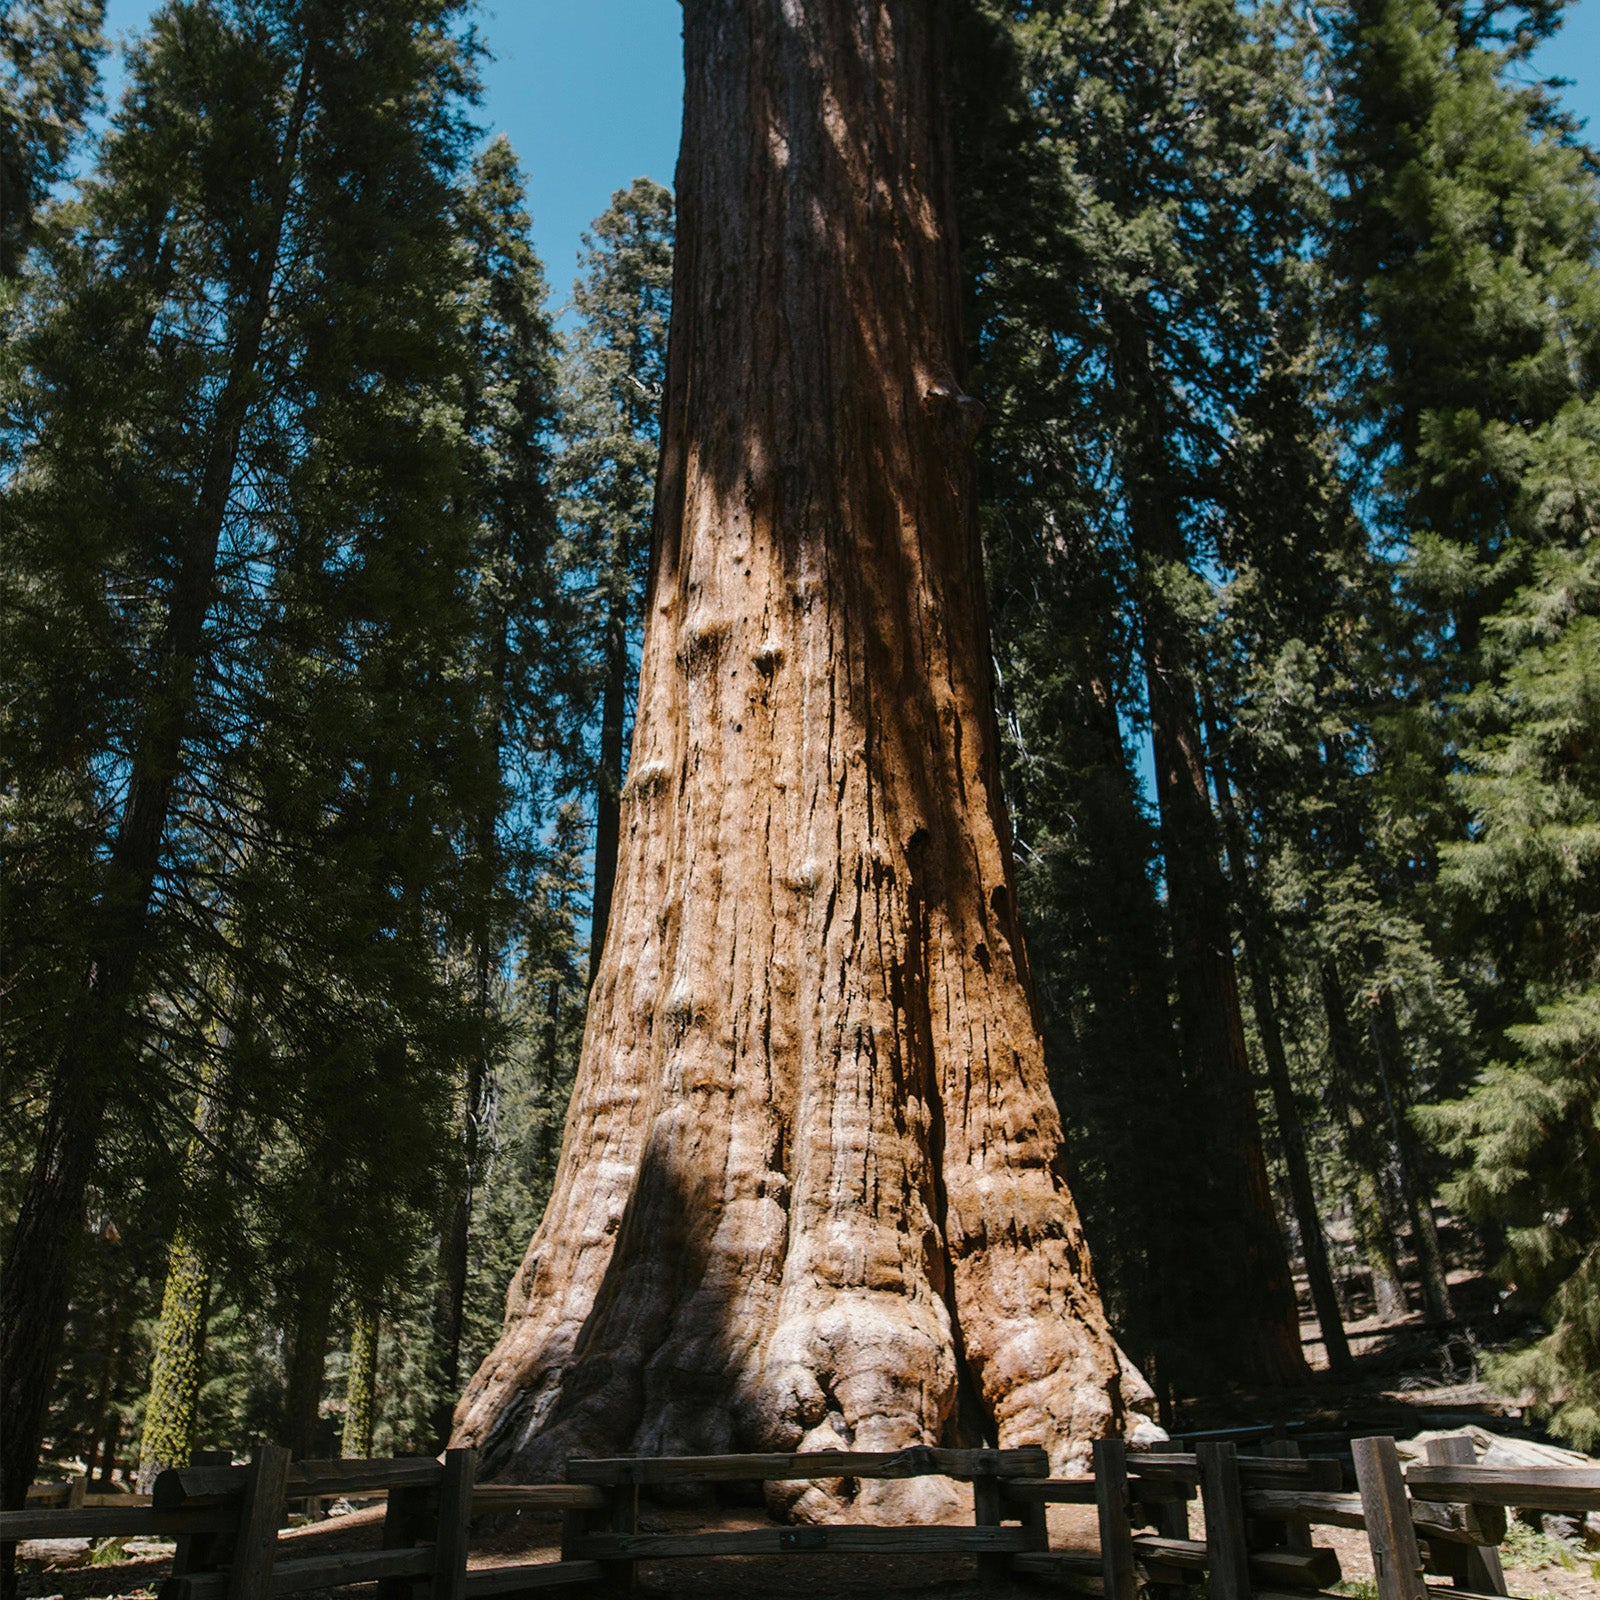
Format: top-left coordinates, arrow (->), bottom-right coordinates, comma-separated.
456,0 -> 1137,1514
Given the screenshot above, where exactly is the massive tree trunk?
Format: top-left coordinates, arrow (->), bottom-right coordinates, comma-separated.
455,0 -> 1138,1512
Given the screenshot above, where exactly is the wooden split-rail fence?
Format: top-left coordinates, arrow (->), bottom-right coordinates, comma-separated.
5,1434 -> 1597,1599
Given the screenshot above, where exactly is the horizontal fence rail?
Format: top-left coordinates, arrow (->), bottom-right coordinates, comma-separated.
563,1444 -> 1049,1484
6,1432 -> 1597,1599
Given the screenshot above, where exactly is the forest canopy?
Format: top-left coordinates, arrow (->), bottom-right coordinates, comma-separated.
1,0 -> 1596,1504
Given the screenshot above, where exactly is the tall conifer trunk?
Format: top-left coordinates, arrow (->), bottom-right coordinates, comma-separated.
456,0 -> 1137,1509
283,1266 -> 335,1460
0,60 -> 312,1513
137,1051 -> 229,1491
1108,308 -> 1308,1390
1204,731 -> 1352,1376
1321,963 -> 1409,1321
1369,995 -> 1453,1325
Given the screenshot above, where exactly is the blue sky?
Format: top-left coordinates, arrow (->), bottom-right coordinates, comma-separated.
99,0 -> 1598,311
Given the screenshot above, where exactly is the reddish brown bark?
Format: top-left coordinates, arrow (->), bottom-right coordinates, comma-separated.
455,0 -> 1140,1513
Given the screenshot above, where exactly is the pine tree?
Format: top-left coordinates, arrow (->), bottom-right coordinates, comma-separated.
2,0 -> 490,1500
558,178 -> 673,979
0,0 -> 105,277
1425,407 -> 1600,1443
341,1306 -> 378,1458
956,0 -> 1318,1390
1326,0 -> 1600,1411
428,131 -> 563,1451
136,1046 -> 228,1489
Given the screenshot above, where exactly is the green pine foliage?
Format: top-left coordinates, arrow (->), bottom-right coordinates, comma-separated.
0,0 -> 105,277
557,177 -> 673,973
1427,468 -> 1600,1443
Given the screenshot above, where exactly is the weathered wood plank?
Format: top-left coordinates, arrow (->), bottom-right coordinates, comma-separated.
470,1486 -> 606,1514
295,1460 -> 444,1499
460,1563 -> 605,1596
1199,1441 -> 1252,1600
226,1444 -> 291,1600
162,1548 -> 437,1600
155,1457 -> 443,1512
1422,1437 -> 1507,1596
2,1507 -> 233,1541
973,1457 -> 1007,1584
1131,1535 -> 1207,1569
1000,1478 -> 1097,1505
1135,1453 -> 1342,1492
1266,1439 -> 1314,1555
571,1525 -> 1036,1558
1251,1547 -> 1342,1589
1243,1487 -> 1507,1549
1412,1500 -> 1507,1549
601,1483 -> 638,1593
1243,1489 -> 1366,1529
1132,1479 -> 1199,1506
563,1446 -> 1048,1485
1354,1437 -> 1427,1600
1096,1439 -> 1138,1600
1012,1551 -> 1106,1594
378,1481 -> 435,1600
1145,1490 -> 1191,1599
1404,1462 -> 1600,1514
275,1548 -> 436,1595
431,1450 -> 476,1600
1127,1535 -> 1340,1590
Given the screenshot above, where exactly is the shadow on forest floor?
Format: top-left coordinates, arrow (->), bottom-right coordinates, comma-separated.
1169,1266 -> 1556,1447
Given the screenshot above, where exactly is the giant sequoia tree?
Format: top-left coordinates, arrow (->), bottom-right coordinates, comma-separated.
454,0 -> 1138,1505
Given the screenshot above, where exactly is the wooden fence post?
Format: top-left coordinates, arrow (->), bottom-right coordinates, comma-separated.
563,1472 -> 636,1593
972,1452 -> 1008,1583
170,1451 -> 237,1583
380,1474 -> 434,1600
605,1481 -> 639,1594
1353,1436 -> 1427,1600
1198,1441 -> 1251,1600
1423,1436 -> 1508,1595
1264,1440 -> 1313,1553
226,1443 -> 290,1600
1095,1439 -> 1139,1600
431,1449 -> 476,1600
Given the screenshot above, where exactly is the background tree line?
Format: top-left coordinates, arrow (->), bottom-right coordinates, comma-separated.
0,0 -> 1594,1504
